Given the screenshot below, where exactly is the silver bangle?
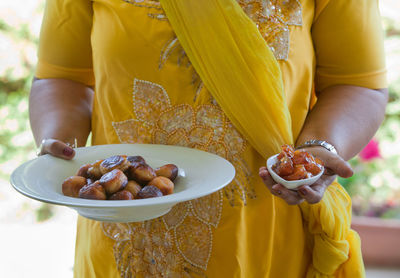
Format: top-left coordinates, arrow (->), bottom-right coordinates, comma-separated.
296,140 -> 338,155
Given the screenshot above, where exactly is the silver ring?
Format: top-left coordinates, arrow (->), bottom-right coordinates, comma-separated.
36,138 -> 77,156
66,138 -> 78,149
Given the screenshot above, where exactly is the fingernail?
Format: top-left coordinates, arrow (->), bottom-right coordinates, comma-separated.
63,147 -> 74,156
299,188 -> 307,196
276,190 -> 281,195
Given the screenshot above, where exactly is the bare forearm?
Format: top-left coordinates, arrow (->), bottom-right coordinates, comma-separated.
29,78 -> 94,147
296,85 -> 388,160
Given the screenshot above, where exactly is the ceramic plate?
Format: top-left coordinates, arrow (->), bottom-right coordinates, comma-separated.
11,144 -> 235,222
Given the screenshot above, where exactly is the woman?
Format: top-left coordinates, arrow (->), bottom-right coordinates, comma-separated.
30,0 -> 388,277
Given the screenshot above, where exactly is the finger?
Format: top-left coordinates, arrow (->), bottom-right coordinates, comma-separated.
272,184 -> 304,205
259,168 -> 304,205
298,173 -> 336,204
323,153 -> 353,178
259,168 -> 292,199
259,167 -> 274,186
323,168 -> 336,176
259,166 -> 268,175
298,184 -> 325,204
259,168 -> 278,191
41,139 -> 75,160
301,147 -> 353,178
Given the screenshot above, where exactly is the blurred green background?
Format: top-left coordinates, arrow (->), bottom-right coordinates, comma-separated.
0,1 -> 399,224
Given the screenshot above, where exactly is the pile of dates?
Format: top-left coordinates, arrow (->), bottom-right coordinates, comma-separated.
62,155 -> 178,200
272,145 -> 324,181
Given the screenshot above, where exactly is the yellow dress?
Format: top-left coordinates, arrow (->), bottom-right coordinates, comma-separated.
36,0 -> 386,277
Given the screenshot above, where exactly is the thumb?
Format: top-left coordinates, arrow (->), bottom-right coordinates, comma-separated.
325,154 -> 353,178
39,139 -> 75,160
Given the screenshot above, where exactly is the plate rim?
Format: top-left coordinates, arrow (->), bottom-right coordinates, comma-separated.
10,144 -> 235,208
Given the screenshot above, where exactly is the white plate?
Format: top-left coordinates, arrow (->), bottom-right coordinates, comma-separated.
266,154 -> 324,190
11,144 -> 235,222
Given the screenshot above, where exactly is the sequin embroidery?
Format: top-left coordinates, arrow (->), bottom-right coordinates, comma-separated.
122,0 -> 167,21
114,79 -> 254,206
238,0 -> 302,60
106,78 -> 255,277
123,0 -> 303,60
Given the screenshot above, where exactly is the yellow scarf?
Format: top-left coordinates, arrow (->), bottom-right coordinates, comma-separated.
160,0 -> 364,277
159,0 -> 293,159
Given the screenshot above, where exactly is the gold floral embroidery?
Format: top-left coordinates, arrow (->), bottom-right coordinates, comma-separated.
162,202 -> 189,229
190,191 -> 222,228
238,0 -> 302,60
123,0 -> 167,21
112,119 -> 153,144
107,78 -> 254,277
103,220 -> 185,277
132,79 -> 171,126
114,79 -> 254,205
123,0 -> 160,8
159,38 -> 181,69
124,0 -> 302,61
158,38 -> 203,101
174,212 -> 213,269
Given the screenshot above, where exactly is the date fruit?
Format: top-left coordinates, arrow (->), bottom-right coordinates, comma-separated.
109,190 -> 134,200
124,180 -> 142,198
99,169 -> 128,195
76,163 -> 91,178
63,154 -> 178,201
127,163 -> 156,185
127,155 -> 145,165
78,181 -> 107,200
136,185 -> 163,199
62,176 -> 87,198
148,176 -> 174,195
100,155 -> 130,174
87,160 -> 104,180
155,164 -> 178,181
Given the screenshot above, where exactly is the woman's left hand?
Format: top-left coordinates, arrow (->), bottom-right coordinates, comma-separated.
259,147 -> 354,205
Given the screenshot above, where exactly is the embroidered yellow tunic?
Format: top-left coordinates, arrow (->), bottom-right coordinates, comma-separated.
36,0 -> 386,277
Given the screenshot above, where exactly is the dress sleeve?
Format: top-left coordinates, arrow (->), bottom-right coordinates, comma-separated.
312,0 -> 387,92
35,0 -> 94,86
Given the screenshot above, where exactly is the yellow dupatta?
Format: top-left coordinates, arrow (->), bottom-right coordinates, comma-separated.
160,0 -> 364,277
159,0 -> 293,159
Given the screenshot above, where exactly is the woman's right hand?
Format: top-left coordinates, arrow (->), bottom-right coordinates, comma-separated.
37,138 -> 76,160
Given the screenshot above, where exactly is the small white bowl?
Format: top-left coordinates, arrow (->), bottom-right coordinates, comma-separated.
266,154 -> 324,190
